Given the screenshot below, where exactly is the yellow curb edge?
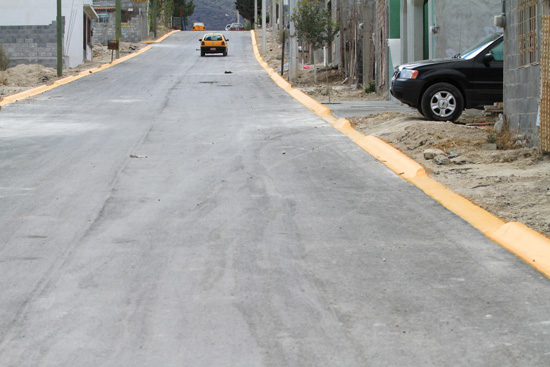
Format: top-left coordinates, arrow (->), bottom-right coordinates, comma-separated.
143,30 -> 180,44
250,30 -> 550,278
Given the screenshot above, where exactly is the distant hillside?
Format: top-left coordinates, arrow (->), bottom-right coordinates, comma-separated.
187,0 -> 245,31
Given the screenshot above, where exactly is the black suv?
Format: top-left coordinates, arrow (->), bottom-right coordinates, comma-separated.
390,33 -> 503,122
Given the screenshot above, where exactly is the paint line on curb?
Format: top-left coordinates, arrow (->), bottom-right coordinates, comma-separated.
144,30 -> 180,44
250,30 -> 550,278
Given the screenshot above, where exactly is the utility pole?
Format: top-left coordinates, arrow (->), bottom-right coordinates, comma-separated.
116,0 -> 121,59
56,0 -> 62,77
272,0 -> 277,40
280,0 -> 285,76
254,0 -> 257,29
288,0 -> 298,81
278,0 -> 283,34
262,0 -> 267,53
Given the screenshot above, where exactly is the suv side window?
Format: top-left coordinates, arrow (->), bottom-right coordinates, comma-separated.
489,42 -> 504,62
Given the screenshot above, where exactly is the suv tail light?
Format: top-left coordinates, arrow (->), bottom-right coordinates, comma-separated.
201,41 -> 205,46
221,41 -> 225,46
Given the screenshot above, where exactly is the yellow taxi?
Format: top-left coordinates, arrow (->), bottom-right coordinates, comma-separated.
199,33 -> 229,57
192,22 -> 205,31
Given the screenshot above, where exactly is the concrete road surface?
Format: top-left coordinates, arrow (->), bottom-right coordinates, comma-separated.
1,31 -> 550,366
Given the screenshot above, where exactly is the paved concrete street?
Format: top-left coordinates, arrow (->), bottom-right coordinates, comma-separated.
1,31 -> 550,366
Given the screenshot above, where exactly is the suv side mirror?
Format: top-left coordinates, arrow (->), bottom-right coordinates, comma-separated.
483,53 -> 495,66
199,39 -> 202,41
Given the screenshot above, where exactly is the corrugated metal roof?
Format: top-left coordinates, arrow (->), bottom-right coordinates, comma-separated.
93,6 -> 116,11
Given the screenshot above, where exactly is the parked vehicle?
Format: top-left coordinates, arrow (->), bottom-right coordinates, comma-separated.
199,33 -> 229,56
192,22 -> 205,31
228,23 -> 244,31
225,24 -> 231,31
390,33 -> 503,122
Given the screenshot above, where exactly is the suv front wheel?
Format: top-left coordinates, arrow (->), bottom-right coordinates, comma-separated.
421,82 -> 464,122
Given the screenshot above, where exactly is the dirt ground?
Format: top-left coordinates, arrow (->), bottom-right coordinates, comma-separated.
1,33 -> 549,238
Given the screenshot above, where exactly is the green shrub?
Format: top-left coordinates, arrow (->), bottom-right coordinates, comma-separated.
278,28 -> 289,43
486,131 -> 497,144
364,81 -> 376,94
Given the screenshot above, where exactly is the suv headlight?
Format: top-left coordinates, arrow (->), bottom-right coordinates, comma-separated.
399,69 -> 419,79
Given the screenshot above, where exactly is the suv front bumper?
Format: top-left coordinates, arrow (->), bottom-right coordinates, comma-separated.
390,78 -> 426,108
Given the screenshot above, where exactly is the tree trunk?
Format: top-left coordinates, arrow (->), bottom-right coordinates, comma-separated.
326,58 -> 330,103
312,49 -> 316,84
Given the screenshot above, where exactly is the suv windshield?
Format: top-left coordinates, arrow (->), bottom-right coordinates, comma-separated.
458,33 -> 503,60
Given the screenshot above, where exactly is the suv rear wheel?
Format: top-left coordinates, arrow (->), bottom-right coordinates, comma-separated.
421,82 -> 464,122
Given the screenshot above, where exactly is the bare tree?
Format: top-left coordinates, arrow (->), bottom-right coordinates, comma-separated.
291,0 -> 338,83
150,0 -> 160,38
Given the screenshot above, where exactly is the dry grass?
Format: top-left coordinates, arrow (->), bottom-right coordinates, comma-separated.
0,42 -> 9,71
495,129 -> 519,150
431,138 -> 486,152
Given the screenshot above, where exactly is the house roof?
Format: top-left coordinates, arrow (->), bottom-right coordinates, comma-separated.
84,5 -> 99,20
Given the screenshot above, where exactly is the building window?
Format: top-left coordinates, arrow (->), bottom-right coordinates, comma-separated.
122,11 -> 133,23
518,0 -> 539,66
94,13 -> 109,23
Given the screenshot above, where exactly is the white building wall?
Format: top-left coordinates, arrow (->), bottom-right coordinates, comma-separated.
433,0 -> 501,58
0,0 -> 88,68
399,0 -> 501,63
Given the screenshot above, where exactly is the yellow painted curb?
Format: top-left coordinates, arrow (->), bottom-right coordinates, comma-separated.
143,30 -> 180,44
411,175 -> 506,235
250,30 -> 550,278
0,45 -> 152,107
250,31 -> 331,117
339,125 -> 427,180
490,222 -> 550,276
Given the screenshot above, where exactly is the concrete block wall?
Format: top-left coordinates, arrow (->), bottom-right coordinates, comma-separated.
92,0 -> 149,45
503,0 -> 542,147
92,14 -> 148,45
0,21 -> 63,69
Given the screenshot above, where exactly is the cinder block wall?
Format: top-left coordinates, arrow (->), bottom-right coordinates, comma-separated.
92,14 -> 148,45
503,0 -> 541,147
0,20 -> 63,69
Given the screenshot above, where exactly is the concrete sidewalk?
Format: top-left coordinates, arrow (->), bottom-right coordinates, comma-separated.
321,100 -> 416,118
324,99 -> 486,120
